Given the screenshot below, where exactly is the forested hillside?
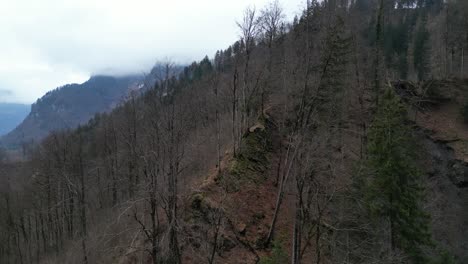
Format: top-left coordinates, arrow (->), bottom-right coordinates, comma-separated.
0,75 -> 142,149
0,0 -> 467,264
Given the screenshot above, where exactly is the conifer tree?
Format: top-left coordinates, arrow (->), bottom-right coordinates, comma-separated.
365,88 -> 432,263
413,18 -> 430,81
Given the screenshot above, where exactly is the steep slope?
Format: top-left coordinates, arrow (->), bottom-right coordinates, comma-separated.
411,80 -> 468,262
394,79 -> 468,261
0,75 -> 142,148
179,114 -> 298,264
0,1 -> 467,263
0,103 -> 30,136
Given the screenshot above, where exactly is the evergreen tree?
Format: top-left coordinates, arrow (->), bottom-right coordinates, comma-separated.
413,18 -> 430,81
259,239 -> 288,264
365,88 -> 432,263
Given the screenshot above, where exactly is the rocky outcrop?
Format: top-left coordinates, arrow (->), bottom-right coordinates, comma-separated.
424,132 -> 468,188
418,128 -> 468,262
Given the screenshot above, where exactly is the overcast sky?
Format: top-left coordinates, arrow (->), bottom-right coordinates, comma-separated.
0,0 -> 304,104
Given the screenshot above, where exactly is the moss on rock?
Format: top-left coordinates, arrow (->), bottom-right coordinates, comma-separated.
228,117 -> 273,184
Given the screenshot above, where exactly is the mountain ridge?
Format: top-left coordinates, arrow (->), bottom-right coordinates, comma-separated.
0,75 -> 143,148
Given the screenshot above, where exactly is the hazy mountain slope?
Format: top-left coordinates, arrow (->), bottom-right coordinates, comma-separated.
0,103 -> 30,137
0,75 -> 142,147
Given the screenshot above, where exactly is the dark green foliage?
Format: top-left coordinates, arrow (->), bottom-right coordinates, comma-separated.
354,0 -> 371,12
413,20 -> 430,81
187,193 -> 215,223
319,17 -> 351,95
384,20 -> 413,78
178,56 -> 213,85
430,249 -> 457,264
365,88 -> 432,262
259,239 -> 288,264
192,56 -> 213,81
365,0 -> 436,80
219,118 -> 273,192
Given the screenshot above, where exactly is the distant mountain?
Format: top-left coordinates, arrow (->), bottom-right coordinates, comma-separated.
0,103 -> 30,137
0,75 -> 143,148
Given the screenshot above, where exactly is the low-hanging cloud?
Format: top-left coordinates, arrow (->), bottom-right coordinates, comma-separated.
0,89 -> 13,98
0,0 -> 303,104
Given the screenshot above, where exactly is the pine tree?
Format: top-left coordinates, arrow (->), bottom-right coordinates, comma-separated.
365,88 -> 432,263
413,18 -> 430,81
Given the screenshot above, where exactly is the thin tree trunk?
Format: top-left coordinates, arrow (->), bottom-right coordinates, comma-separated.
16,229 -> 24,264
232,66 -> 239,156
374,0 -> 384,107
291,193 -> 302,264
462,47 -> 464,78
266,139 -> 299,245
40,212 -> 46,253
209,213 -> 222,264
215,79 -> 221,174
78,136 -> 88,264
150,193 -> 159,264
35,211 -> 40,263
315,201 -> 323,264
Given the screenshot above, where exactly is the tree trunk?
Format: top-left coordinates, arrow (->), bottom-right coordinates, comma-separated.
291,193 -> 302,264
215,79 -> 221,174
78,136 -> 88,264
462,47 -> 464,78
374,0 -> 384,106
232,66 -> 239,157
266,141 -> 298,245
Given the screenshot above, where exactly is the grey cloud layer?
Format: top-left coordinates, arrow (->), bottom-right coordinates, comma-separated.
0,0 -> 302,103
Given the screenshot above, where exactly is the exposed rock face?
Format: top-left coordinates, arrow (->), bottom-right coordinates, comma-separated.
393,79 -> 468,262
418,129 -> 468,262
449,162 -> 468,188
425,132 -> 468,188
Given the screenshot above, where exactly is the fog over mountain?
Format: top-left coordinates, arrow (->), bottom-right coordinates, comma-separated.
0,75 -> 142,147
0,103 -> 29,136
0,0 -> 302,104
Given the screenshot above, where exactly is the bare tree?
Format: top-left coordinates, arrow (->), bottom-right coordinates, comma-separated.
237,6 -> 259,135
258,0 -> 285,114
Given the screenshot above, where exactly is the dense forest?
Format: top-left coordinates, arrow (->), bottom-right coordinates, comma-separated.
0,0 -> 467,263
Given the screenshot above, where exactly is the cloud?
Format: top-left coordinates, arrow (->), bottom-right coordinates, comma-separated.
0,89 -> 13,96
0,0 -> 304,103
